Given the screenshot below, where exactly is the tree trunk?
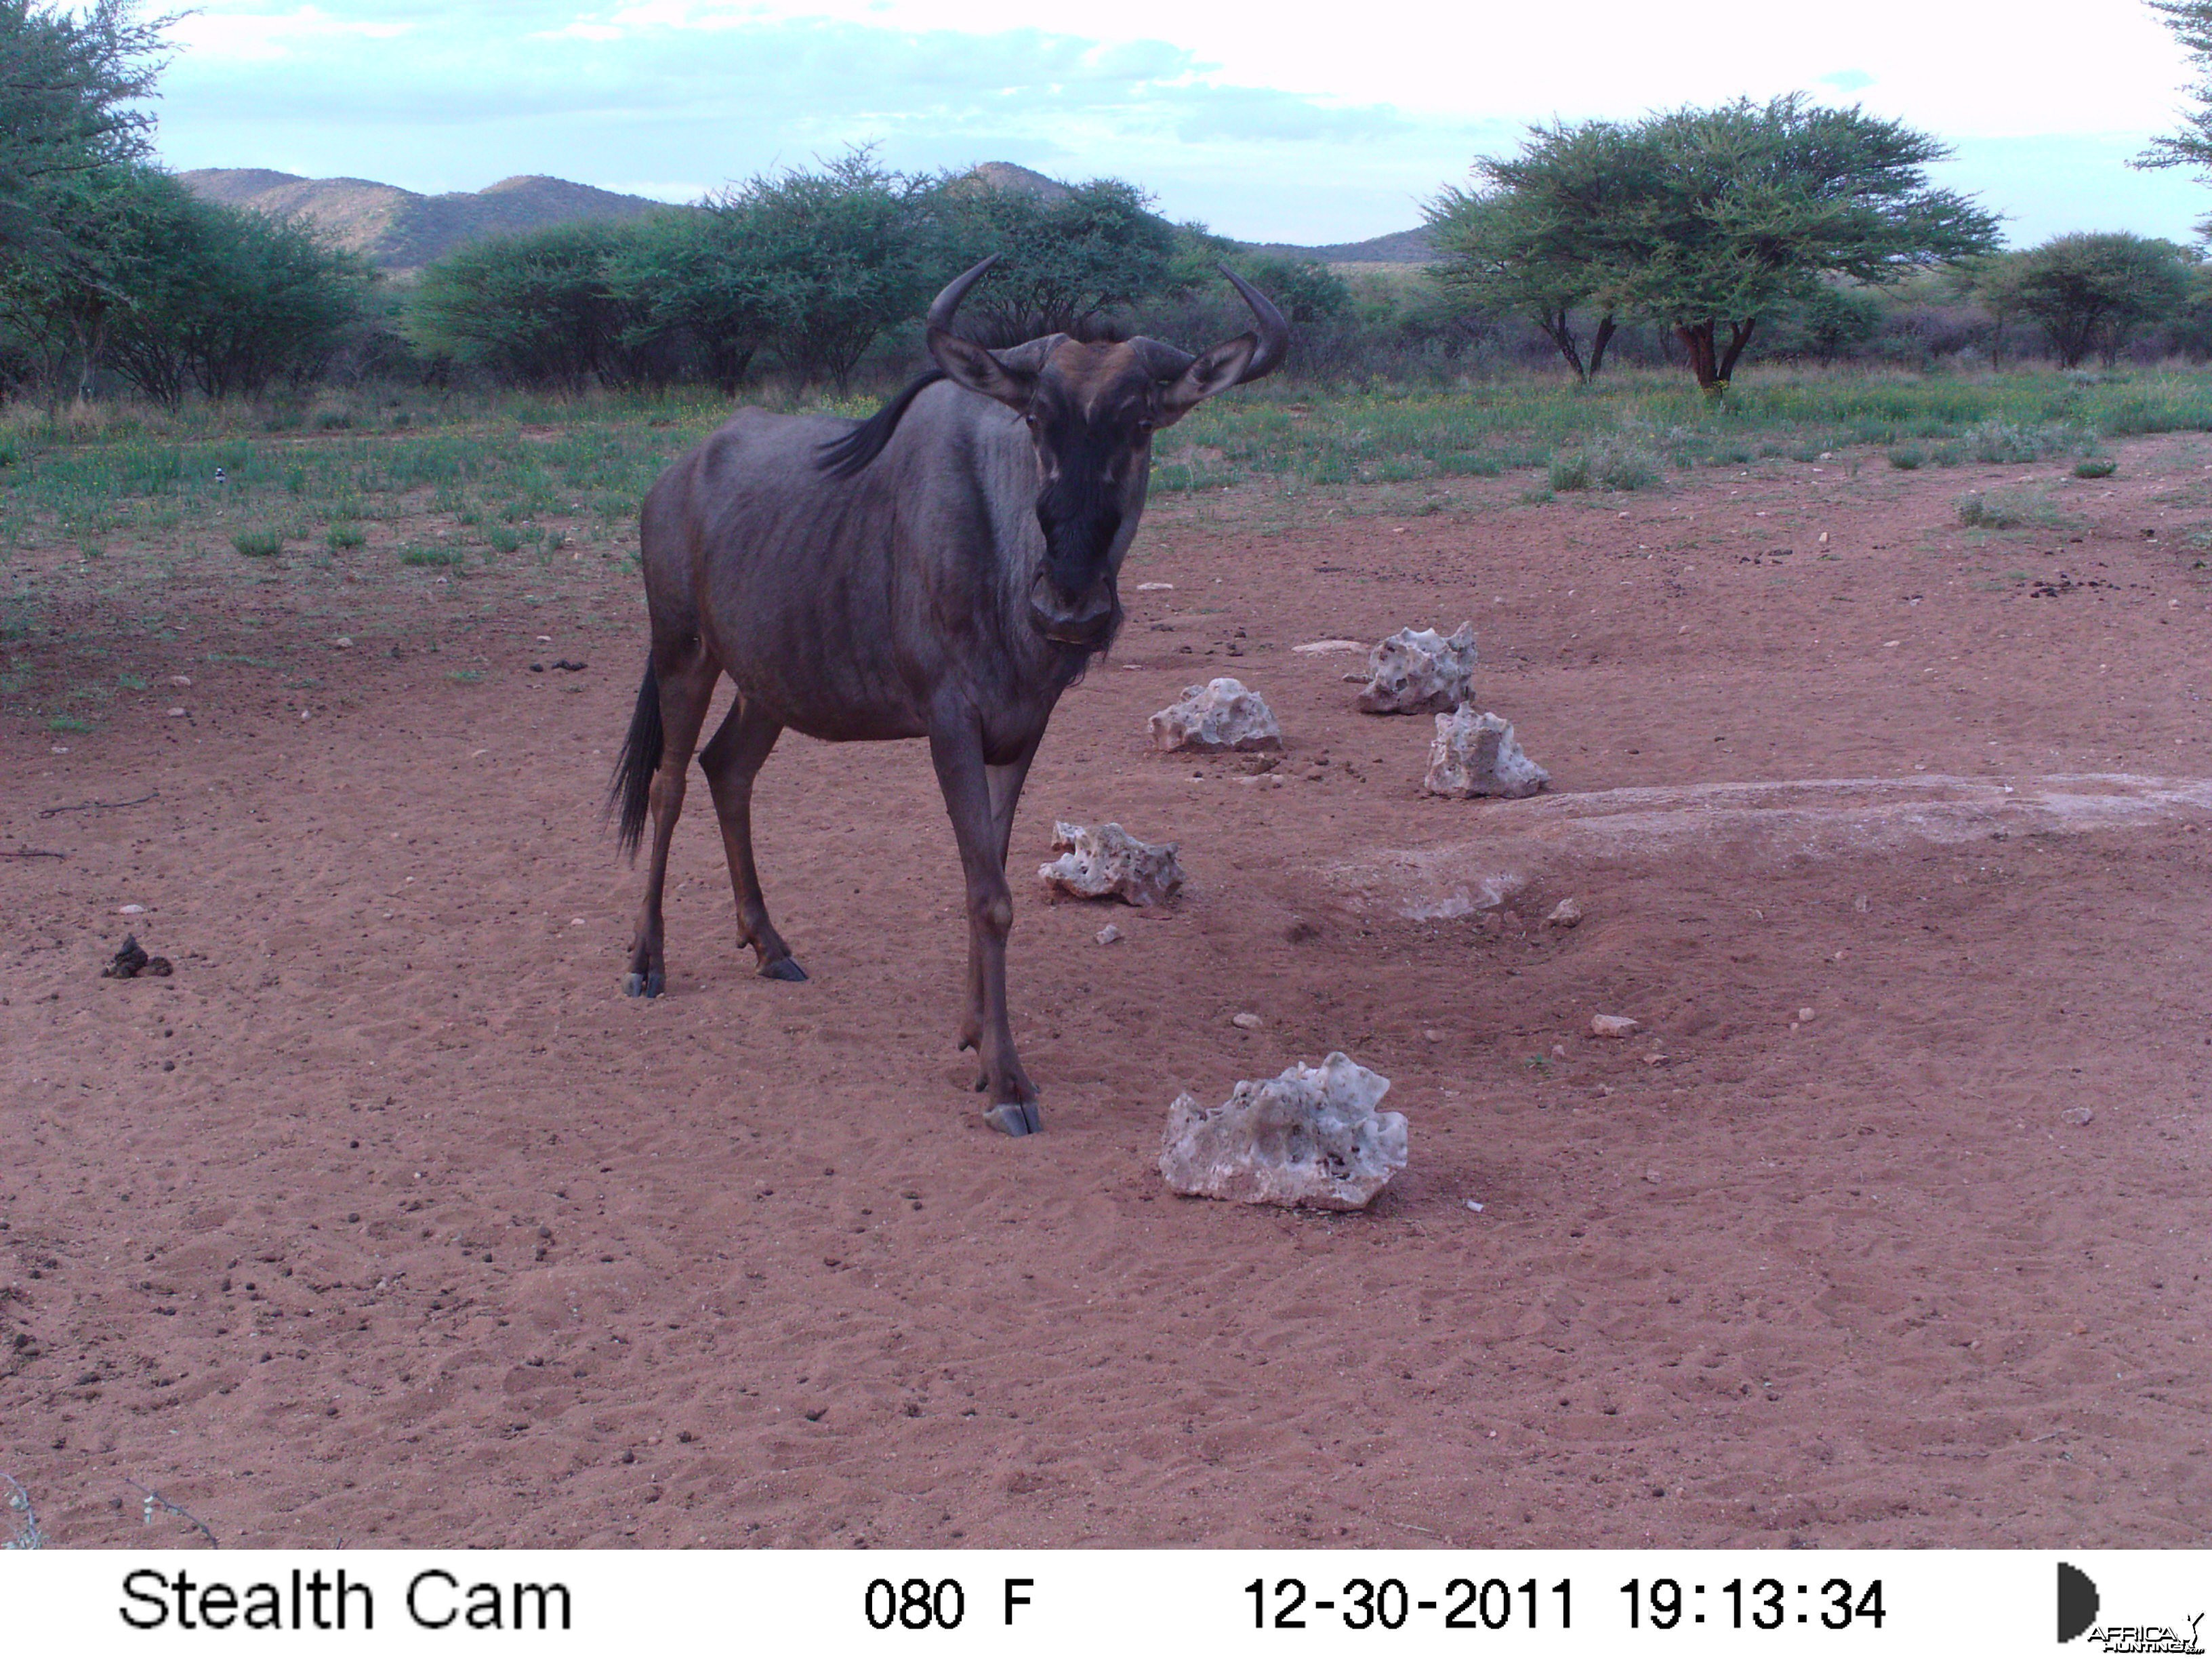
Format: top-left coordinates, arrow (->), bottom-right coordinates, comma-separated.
1674,321 -> 1720,390
1717,316 -> 1758,383
1586,312 -> 1617,382
1535,307 -> 1588,383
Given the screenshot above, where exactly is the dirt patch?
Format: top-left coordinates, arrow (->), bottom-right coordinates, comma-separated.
3,434 -> 2211,1547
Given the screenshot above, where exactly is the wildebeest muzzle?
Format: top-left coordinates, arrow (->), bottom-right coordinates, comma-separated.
1027,569 -> 1120,648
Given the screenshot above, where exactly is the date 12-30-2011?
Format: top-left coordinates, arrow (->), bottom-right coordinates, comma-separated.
1248,1576 -> 1572,1631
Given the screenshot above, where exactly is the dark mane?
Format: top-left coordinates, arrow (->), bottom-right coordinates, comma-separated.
814,369 -> 947,480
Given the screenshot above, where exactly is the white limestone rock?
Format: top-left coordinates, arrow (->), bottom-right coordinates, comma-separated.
1149,677 -> 1282,754
1038,821 -> 1185,907
1423,708 -> 1551,800
1158,1052 -> 1408,1211
1357,623 -> 1478,714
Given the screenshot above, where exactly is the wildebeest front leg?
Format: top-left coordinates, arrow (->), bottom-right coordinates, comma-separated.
958,733 -> 1042,1058
931,714 -> 1041,1135
697,697 -> 805,981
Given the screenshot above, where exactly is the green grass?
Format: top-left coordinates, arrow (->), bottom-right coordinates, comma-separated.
232,527 -> 283,558
2074,457 -> 2118,478
399,546 -> 463,567
326,521 -> 366,550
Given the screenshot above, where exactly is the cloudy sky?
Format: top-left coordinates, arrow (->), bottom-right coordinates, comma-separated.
152,0 -> 2212,246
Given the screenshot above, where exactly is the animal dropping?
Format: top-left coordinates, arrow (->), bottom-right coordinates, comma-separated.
1158,1052 -> 1407,1210
1423,708 -> 1551,799
1357,623 -> 1478,714
1149,677 -> 1282,754
1036,822 -> 1184,907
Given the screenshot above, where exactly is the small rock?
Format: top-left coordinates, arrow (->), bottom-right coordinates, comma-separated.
1094,923 -> 1123,945
1291,638 -> 1366,655
1134,581 -> 1175,591
1591,1014 -> 1639,1039
1550,1043 -> 1568,1060
2062,1106 -> 2094,1127
166,708 -> 186,718
168,676 -> 191,688
1464,1199 -> 1484,1213
1643,1166 -> 1661,1183
1356,623 -> 1478,714
1159,1052 -> 1407,1210
1149,678 -> 1282,754
1424,708 -> 1550,800
1798,1006 -> 1816,1023
1641,1052 -> 1667,1066
1545,897 -> 1582,928
118,903 -> 145,915
1037,822 -> 1184,907
1231,1012 -> 1263,1030
1422,1028 -> 1443,1042
333,636 -> 352,648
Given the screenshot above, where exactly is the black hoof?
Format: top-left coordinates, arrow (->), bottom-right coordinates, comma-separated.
983,1101 -> 1044,1137
758,956 -> 808,983
621,970 -> 663,999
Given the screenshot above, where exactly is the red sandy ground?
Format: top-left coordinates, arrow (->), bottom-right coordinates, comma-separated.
4,432 -> 2211,1549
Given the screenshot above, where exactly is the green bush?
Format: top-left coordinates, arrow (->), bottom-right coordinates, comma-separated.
1887,446 -> 1924,470
400,546 -> 462,567
1957,489 -> 2062,529
232,527 -> 283,557
326,522 -> 365,550
2074,457 -> 2117,478
1548,451 -> 1591,491
483,525 -> 521,554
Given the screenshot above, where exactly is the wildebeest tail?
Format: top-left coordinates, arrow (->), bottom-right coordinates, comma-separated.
608,658 -> 663,861
816,369 -> 946,479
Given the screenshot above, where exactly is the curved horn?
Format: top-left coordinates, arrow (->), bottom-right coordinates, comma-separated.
928,255 -> 1000,334
1218,263 -> 1289,383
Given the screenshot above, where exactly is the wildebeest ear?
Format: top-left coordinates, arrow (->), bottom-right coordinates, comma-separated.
1158,333 -> 1258,424
928,328 -> 1036,411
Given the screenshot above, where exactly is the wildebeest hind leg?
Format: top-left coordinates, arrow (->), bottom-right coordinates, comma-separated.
623,651 -> 717,998
698,698 -> 804,981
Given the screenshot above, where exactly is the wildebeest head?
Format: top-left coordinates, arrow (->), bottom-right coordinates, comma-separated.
925,256 -> 1288,649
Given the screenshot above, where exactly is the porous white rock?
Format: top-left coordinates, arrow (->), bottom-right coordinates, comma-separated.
1423,708 -> 1551,800
1037,822 -> 1184,907
1149,678 -> 1282,754
1545,897 -> 1583,928
1292,638 -> 1367,655
1356,623 -> 1478,714
1158,1052 -> 1407,1211
1590,1014 -> 1639,1039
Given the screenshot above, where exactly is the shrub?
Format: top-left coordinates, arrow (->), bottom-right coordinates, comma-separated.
326,522 -> 365,550
232,527 -> 283,557
399,546 -> 462,567
1548,451 -> 1591,491
1888,447 -> 1925,470
484,525 -> 521,554
1957,489 -> 2063,529
2074,457 -> 2117,478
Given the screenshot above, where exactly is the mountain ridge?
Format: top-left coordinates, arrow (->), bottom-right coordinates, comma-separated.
178,164 -> 1433,271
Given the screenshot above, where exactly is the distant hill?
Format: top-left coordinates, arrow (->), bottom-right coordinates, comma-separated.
178,169 -> 668,272
1237,226 -> 1434,266
179,162 -> 1437,272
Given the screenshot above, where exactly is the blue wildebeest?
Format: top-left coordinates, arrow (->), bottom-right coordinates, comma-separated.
609,257 -> 1287,1134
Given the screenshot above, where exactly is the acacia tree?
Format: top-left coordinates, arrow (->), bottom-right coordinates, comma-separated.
2006,233 -> 2193,367
2140,0 -> 2212,228
1450,97 -> 1998,393
0,0 -> 167,258
930,176 -> 1181,343
1427,121 -> 1641,382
